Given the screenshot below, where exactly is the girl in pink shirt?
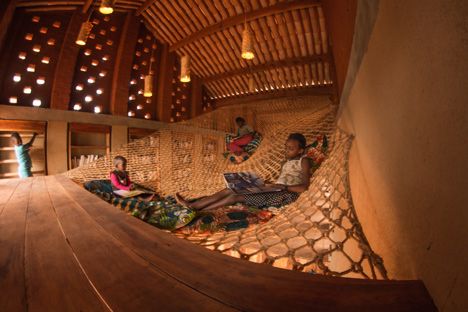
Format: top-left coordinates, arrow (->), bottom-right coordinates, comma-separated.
111,156 -> 154,201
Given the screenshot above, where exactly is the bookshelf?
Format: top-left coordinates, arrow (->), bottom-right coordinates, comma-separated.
128,128 -> 156,142
68,123 -> 110,169
0,120 -> 47,179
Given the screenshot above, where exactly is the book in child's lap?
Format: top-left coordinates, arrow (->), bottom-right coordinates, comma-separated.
223,172 -> 282,194
113,189 -> 152,198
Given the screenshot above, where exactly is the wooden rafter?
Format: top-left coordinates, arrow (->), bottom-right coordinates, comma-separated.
169,0 -> 321,52
82,0 -> 93,13
203,55 -> 331,83
135,0 -> 156,16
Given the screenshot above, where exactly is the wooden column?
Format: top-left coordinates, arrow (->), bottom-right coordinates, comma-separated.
110,13 -> 139,116
0,0 -> 18,53
50,11 -> 85,110
190,75 -> 202,118
156,44 -> 175,122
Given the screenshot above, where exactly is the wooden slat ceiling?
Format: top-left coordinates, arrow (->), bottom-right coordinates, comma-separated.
16,0 -> 333,100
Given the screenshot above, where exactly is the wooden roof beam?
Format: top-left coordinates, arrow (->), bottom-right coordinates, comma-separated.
203,55 -> 331,83
169,0 -> 321,52
82,0 -> 93,13
135,0 -> 157,16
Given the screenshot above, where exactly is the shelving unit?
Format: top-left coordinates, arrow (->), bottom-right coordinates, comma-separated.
0,120 -> 47,179
68,123 -> 110,169
128,128 -> 156,142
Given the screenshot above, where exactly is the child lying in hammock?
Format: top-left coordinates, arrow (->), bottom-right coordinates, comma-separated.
177,133 -> 311,211
111,156 -> 155,201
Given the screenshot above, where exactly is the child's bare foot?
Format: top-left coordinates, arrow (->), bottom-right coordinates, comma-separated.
176,193 -> 191,208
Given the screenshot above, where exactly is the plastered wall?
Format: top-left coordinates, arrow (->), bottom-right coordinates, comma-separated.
339,1 -> 468,310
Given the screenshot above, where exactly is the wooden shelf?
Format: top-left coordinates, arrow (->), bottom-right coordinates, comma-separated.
71,145 -> 108,149
0,120 -> 47,179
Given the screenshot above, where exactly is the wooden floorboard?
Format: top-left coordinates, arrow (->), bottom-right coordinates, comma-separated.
55,175 -> 437,312
0,179 -> 31,311
25,177 -> 108,311
0,178 -> 20,216
45,176 -> 235,312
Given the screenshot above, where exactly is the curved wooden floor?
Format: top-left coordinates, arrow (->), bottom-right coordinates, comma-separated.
0,176 -> 436,311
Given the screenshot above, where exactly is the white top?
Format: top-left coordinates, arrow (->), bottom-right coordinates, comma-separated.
276,156 -> 305,186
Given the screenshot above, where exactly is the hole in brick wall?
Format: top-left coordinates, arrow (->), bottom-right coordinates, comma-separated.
133,64 -> 139,70
80,66 -> 88,72
142,61 -> 147,66
73,103 -> 82,110
32,16 -> 40,23
25,33 -> 33,41
84,49 -> 92,56
13,73 -> 21,82
32,45 -> 41,53
75,84 -> 84,91
144,113 -> 151,119
137,38 -> 143,43
139,74 -> 144,80
145,35 -> 151,40
137,89 -> 143,95
128,110 -> 135,117
52,21 -> 61,28
27,64 -> 35,72
23,86 -> 32,94
36,76 -> 45,85
135,51 -> 141,57
96,88 -> 103,95
130,79 -> 137,85
143,47 -> 149,53
95,44 -> 102,50
106,40 -> 113,46
89,33 -> 96,39
85,95 -> 93,102
146,98 -> 151,104
47,38 -> 55,46
91,59 -> 99,66
92,18 -> 99,25
41,56 -> 50,64
87,76 -> 95,84
94,106 -> 101,113
102,54 -> 109,61
18,52 -> 26,60
32,99 -> 41,107
110,26 -> 116,32
99,70 -> 107,77
39,27 -> 48,34
99,29 -> 106,36
104,16 -> 110,22
128,94 -> 136,101
136,104 -> 143,110
9,96 -> 18,104
152,44 -> 157,50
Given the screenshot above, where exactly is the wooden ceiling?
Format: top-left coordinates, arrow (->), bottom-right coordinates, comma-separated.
16,0 -> 334,100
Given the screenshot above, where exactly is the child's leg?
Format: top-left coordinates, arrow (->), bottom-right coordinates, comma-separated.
176,188 -> 232,210
201,193 -> 246,211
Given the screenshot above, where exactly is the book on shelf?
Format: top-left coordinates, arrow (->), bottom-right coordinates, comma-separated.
223,172 -> 282,194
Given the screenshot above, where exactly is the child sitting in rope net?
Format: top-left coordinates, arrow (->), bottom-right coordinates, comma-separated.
224,117 -> 261,164
177,133 -> 311,211
84,156 -> 196,231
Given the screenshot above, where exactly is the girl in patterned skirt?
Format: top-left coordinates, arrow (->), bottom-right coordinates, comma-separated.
176,133 -> 311,211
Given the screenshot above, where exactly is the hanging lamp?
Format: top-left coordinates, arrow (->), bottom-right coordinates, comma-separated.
76,1 -> 95,46
144,40 -> 156,97
241,26 -> 254,60
180,55 -> 191,83
99,0 -> 115,14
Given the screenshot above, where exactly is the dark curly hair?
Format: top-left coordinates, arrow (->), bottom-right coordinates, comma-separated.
287,133 -> 307,149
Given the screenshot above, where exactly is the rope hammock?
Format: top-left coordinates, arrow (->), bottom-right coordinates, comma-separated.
65,95 -> 387,280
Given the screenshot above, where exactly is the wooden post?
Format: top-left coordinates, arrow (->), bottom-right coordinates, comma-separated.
110,13 -> 139,116
50,11 -> 86,110
190,75 -> 202,118
0,0 -> 18,53
156,44 -> 175,122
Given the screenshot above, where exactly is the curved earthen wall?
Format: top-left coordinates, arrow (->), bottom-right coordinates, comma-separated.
339,1 -> 468,310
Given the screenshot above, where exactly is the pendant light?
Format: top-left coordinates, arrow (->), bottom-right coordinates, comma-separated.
241,2 -> 254,60
76,1 -> 95,46
144,39 -> 156,97
180,55 -> 191,83
99,0 -> 115,15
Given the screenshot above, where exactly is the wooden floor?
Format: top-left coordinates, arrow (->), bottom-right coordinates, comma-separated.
0,176 -> 436,311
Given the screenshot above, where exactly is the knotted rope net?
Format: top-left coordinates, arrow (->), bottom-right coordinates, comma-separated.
65,95 -> 387,280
